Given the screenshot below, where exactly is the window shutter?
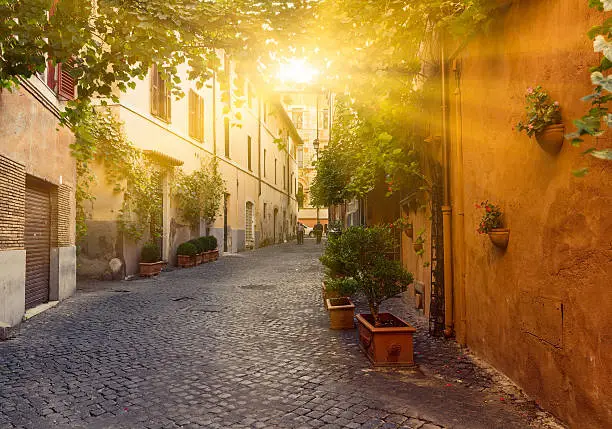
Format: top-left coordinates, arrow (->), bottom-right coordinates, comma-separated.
46,61 -> 57,92
165,85 -> 171,121
199,95 -> 205,141
57,62 -> 76,100
150,65 -> 159,117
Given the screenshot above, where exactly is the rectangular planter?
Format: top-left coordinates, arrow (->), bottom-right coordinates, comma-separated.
211,249 -> 219,261
321,281 -> 341,309
195,253 -> 203,265
139,261 -> 164,277
356,313 -> 416,366
326,297 -> 355,330
177,254 -> 195,268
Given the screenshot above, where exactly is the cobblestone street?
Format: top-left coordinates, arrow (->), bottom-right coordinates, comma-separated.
1,241 -> 561,429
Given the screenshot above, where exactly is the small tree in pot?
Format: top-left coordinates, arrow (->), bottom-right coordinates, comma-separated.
139,242 -> 163,276
321,225 -> 416,365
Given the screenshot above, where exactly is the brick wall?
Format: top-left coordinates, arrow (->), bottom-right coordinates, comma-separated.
0,155 -> 26,250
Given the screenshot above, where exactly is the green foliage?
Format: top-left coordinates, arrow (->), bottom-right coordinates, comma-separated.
475,201 -> 502,234
177,241 -> 198,257
141,242 -> 161,263
565,1 -> 612,173
188,239 -> 205,254
320,225 -> 414,325
73,109 -> 164,243
516,86 -> 561,138
196,236 -> 217,252
174,159 -> 225,228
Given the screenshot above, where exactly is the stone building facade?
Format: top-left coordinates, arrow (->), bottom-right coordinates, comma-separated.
0,74 -> 77,338
394,2 -> 611,427
78,54 -> 300,278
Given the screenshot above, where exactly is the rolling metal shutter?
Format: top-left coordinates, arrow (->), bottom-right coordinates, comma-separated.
25,183 -> 51,309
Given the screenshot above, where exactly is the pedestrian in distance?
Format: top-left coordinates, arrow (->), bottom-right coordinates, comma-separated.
313,222 -> 323,244
297,222 -> 305,244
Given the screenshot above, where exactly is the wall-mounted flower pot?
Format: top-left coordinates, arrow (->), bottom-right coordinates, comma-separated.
326,297 -> 355,330
536,124 -> 564,154
413,242 -> 423,253
356,313 -> 416,366
139,261 -> 164,277
488,228 -> 510,249
405,226 -> 413,239
177,254 -> 195,268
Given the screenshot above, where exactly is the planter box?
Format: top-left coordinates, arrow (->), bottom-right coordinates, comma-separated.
321,281 -> 341,309
488,228 -> 509,249
195,253 -> 203,265
356,313 -> 416,366
139,261 -> 164,277
211,249 -> 219,261
202,252 -> 210,263
326,297 -> 355,330
177,254 -> 195,268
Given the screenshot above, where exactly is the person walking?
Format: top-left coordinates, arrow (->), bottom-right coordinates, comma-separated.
313,222 -> 323,244
297,222 -> 305,244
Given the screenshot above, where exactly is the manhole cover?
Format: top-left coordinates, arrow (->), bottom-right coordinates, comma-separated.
240,284 -> 276,290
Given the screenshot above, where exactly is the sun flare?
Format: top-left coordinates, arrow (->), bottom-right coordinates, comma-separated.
277,58 -> 319,84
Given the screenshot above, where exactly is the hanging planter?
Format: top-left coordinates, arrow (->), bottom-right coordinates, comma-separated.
412,242 -> 423,253
536,124 -> 565,154
488,228 -> 510,249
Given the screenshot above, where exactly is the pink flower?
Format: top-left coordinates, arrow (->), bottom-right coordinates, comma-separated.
528,124 -> 534,130
554,101 -> 559,106
526,87 -> 534,94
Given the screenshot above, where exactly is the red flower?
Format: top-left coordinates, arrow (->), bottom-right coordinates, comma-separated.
486,207 -> 491,213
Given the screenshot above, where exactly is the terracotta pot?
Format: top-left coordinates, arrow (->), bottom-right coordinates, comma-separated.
211,249 -> 219,261
202,252 -> 210,263
405,226 -> 413,239
327,297 -> 355,330
356,313 -> 416,366
139,261 -> 164,277
488,228 -> 510,249
413,242 -> 423,253
536,124 -> 564,154
195,253 -> 203,265
321,281 -> 341,309
177,254 -> 195,268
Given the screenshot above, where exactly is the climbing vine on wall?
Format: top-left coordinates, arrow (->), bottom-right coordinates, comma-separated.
73,109 -> 166,243
174,159 -> 225,228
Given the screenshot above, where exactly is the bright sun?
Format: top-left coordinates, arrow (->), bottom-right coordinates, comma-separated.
277,58 -> 319,84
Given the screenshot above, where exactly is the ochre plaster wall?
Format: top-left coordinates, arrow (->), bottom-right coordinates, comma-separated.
451,1 -> 611,427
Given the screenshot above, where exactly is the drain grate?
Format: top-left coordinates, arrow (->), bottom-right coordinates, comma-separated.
240,284 -> 275,290
171,296 -> 195,302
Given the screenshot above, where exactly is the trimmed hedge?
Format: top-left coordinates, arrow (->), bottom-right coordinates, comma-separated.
177,241 -> 198,257
141,242 -> 161,263
188,239 -> 206,253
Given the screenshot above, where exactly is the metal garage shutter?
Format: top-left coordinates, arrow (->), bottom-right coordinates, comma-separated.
25,183 -> 51,309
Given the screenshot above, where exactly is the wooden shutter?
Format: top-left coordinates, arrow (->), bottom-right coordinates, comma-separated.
151,65 -> 159,117
57,62 -> 76,100
46,61 -> 57,92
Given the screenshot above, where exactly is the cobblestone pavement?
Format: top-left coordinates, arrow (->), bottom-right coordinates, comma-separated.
0,241 -> 563,429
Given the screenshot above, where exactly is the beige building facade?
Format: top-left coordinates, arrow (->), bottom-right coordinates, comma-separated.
79,55 -> 300,278
282,91 -> 330,228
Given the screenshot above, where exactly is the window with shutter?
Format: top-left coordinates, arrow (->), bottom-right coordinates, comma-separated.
151,64 -> 171,122
57,63 -> 76,100
189,90 -> 204,142
224,117 -> 230,158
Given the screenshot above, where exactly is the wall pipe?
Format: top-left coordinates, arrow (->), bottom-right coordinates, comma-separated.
440,37 -> 454,338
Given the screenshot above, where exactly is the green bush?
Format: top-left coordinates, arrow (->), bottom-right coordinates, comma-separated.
320,225 -> 413,326
197,236 -> 210,252
177,241 -> 198,257
208,235 -> 218,250
141,242 -> 161,263
188,239 -> 205,253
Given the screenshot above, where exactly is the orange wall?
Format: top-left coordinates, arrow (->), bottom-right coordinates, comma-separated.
451,1 -> 611,427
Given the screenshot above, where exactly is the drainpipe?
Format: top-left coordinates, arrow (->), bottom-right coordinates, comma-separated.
212,71 -> 217,157
452,59 -> 467,346
441,37 -> 454,338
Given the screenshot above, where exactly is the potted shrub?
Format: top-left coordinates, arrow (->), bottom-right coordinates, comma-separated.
516,85 -> 564,154
139,242 -> 164,277
391,217 -> 413,239
208,235 -> 219,260
476,200 -> 509,249
321,226 -> 416,365
189,239 -> 205,265
177,241 -> 198,268
320,232 -> 348,309
197,237 -> 211,263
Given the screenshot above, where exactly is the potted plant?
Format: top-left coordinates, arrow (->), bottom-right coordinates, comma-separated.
320,232 -> 348,309
139,242 -> 164,277
326,296 -> 356,330
207,236 -> 219,260
189,239 -> 205,265
177,241 -> 198,268
321,226 -> 416,365
197,237 -> 211,263
412,228 -> 425,254
476,200 -> 509,249
391,217 -> 413,239
516,85 -> 564,153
